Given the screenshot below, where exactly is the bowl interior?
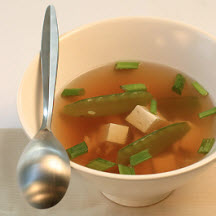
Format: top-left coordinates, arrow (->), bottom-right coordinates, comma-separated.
18,17 -> 216,179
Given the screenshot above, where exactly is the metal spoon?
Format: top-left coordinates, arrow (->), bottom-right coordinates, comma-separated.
17,5 -> 71,209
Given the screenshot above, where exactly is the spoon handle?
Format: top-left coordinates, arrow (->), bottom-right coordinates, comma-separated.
40,5 -> 59,131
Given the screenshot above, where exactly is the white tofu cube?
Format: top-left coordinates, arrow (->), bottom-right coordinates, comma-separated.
126,105 -> 166,133
177,122 -> 202,153
101,123 -> 129,144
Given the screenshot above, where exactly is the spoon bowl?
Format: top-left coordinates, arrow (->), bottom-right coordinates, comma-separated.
17,129 -> 71,209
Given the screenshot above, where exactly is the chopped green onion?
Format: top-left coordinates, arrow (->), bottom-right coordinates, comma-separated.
86,158 -> 116,171
118,122 -> 190,165
192,81 -> 208,96
66,141 -> 88,159
120,83 -> 147,92
61,88 -> 85,97
64,91 -> 152,117
172,74 -> 185,95
198,138 -> 215,154
115,62 -> 139,69
130,149 -> 152,166
118,164 -> 135,175
199,107 -> 216,119
150,99 -> 157,115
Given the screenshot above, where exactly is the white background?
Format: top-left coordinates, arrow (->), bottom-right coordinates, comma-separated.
1,0 -> 216,128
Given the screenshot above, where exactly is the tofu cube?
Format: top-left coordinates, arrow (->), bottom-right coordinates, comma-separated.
152,153 -> 177,173
126,105 -> 166,133
100,123 -> 129,144
178,122 -> 203,153
134,159 -> 154,174
172,140 -> 181,153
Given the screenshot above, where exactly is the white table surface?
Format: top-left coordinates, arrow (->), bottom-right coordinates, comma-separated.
1,129 -> 216,216
1,0 -> 216,128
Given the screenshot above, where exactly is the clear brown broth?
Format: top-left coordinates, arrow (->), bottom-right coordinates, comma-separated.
52,62 -> 215,174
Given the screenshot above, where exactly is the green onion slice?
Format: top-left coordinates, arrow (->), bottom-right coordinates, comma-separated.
118,164 -> 135,175
61,88 -> 85,96
198,138 -> 215,154
120,83 -> 147,92
172,74 -> 185,95
86,158 -> 116,171
150,99 -> 157,115
66,141 -> 88,159
115,62 -> 139,69
199,107 -> 216,119
192,81 -> 208,96
130,149 -> 152,166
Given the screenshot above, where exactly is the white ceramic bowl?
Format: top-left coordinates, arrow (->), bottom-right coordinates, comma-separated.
17,17 -> 216,207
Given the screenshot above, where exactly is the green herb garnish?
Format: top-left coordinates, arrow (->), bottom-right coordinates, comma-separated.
199,107 -> 216,119
192,81 -> 208,96
198,138 -> 215,154
150,99 -> 157,115
118,164 -> 135,175
61,88 -> 85,96
172,74 -> 185,95
120,83 -> 147,92
115,62 -> 139,69
130,149 -> 152,166
86,158 -> 116,171
66,141 -> 88,159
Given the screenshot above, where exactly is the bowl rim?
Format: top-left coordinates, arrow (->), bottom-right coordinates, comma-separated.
18,16 -> 216,181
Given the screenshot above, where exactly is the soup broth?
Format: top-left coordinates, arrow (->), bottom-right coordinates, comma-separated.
52,62 -> 215,174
